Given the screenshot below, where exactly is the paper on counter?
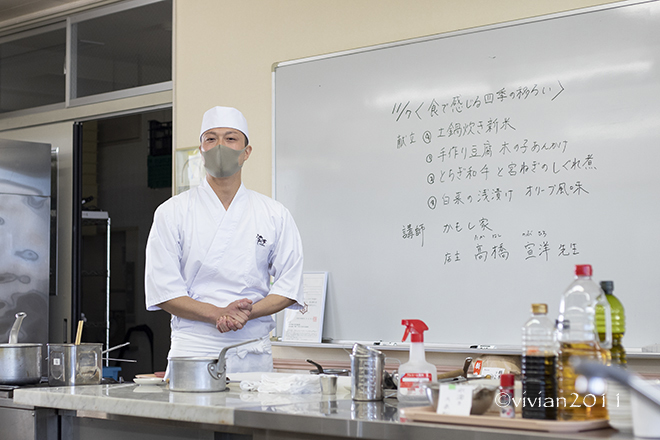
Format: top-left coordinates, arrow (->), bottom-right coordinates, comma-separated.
436,384 -> 474,416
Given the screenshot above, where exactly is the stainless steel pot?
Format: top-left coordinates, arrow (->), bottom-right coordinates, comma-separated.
0,312 -> 43,385
169,339 -> 258,392
47,343 -> 102,386
0,343 -> 43,385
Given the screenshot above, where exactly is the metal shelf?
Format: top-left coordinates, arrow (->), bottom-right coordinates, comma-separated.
81,210 -> 111,366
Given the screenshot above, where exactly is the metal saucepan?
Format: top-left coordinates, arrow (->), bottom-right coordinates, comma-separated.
307,359 -> 350,376
169,339 -> 259,392
0,312 -> 43,385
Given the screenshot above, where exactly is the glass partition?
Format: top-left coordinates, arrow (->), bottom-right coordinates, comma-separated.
0,24 -> 66,113
0,0 -> 172,116
70,0 -> 172,100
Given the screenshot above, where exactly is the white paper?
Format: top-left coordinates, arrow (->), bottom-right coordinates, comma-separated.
282,272 -> 328,343
436,384 -> 474,416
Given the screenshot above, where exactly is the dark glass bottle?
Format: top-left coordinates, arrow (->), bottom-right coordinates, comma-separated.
521,303 -> 557,419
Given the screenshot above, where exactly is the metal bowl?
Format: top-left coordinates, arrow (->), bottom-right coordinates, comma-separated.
471,385 -> 499,415
423,382 -> 498,415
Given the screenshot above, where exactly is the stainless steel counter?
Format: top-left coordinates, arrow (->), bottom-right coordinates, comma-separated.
234,399 -> 638,440
12,373 -> 638,440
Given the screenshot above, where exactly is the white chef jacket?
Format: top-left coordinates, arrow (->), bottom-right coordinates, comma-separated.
145,179 -> 304,371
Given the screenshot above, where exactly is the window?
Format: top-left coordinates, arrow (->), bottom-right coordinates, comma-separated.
70,0 -> 172,100
0,0 -> 171,115
0,24 -> 66,113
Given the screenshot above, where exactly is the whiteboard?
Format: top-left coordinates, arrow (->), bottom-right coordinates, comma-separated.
273,0 -> 660,350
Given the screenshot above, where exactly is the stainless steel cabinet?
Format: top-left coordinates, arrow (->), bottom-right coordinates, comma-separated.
0,398 -> 57,440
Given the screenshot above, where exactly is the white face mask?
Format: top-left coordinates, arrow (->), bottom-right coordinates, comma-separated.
200,144 -> 246,178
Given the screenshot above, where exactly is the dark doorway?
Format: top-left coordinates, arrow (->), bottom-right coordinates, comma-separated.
74,108 -> 173,380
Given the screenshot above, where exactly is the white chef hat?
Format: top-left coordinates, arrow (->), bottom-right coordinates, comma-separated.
199,106 -> 249,143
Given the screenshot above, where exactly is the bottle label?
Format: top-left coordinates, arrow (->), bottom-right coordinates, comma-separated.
473,361 -> 505,380
399,372 -> 433,396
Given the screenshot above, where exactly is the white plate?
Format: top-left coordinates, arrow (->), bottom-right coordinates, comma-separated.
134,377 -> 164,386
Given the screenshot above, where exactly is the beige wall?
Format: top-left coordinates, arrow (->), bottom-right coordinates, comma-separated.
172,0 -> 660,371
173,0 -> 620,197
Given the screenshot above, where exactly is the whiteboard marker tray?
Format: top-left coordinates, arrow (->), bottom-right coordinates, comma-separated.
401,406 -> 610,433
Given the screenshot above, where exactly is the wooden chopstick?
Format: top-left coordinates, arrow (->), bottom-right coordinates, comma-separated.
74,320 -> 84,345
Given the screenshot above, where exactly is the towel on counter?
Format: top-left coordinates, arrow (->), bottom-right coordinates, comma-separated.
239,374 -> 321,394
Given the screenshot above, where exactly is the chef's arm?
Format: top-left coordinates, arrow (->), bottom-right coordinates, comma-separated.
157,296 -> 251,327
249,294 -> 296,320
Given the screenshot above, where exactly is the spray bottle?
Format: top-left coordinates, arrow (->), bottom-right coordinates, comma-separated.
397,319 -> 437,404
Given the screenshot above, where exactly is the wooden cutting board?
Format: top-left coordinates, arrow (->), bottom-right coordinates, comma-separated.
401,406 -> 611,432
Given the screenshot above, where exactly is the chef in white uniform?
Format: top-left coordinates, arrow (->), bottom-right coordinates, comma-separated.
145,106 -> 304,373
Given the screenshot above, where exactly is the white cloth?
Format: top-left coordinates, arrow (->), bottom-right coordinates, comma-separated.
168,332 -> 273,373
145,179 -> 304,367
239,374 -> 321,394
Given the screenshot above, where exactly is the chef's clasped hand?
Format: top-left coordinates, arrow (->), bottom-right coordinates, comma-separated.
216,298 -> 253,333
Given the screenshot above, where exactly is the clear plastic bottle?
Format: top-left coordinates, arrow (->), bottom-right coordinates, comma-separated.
596,281 -> 626,366
397,319 -> 437,405
521,303 -> 557,420
556,264 -> 611,421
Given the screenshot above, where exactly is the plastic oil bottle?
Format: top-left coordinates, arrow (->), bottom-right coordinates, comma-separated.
596,281 -> 626,366
397,319 -> 437,405
595,280 -> 631,430
521,303 -> 557,420
556,264 -> 611,421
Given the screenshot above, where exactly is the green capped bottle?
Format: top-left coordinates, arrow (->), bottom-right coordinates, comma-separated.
596,280 -> 626,366
596,281 -> 631,432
